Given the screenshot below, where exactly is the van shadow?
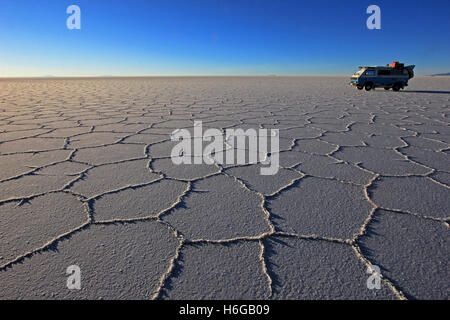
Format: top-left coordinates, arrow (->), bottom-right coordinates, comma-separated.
401,90 -> 450,94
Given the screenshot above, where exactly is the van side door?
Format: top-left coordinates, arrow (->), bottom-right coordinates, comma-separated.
377,69 -> 394,86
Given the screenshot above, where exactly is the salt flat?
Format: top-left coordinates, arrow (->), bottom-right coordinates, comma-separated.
0,76 -> 448,300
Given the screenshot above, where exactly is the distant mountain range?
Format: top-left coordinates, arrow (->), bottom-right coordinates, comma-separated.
430,72 -> 450,76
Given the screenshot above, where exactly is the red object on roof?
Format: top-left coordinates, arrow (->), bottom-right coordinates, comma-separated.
392,61 -> 398,68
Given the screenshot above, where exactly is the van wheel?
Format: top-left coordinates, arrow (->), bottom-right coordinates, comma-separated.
357,86 -> 363,90
365,83 -> 373,91
384,87 -> 390,90
392,83 -> 401,92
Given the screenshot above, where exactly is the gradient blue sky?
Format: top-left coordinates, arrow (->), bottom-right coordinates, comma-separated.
1,0 -> 449,76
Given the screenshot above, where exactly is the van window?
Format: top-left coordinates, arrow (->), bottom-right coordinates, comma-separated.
365,70 -> 375,76
378,70 -> 391,76
391,69 -> 403,75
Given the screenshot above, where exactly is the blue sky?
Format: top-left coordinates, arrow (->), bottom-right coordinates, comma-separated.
0,0 -> 449,76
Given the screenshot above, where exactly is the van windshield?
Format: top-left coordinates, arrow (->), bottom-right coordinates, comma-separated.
353,69 -> 365,75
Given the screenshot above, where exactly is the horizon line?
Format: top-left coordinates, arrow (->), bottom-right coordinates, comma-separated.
0,74 -> 438,79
